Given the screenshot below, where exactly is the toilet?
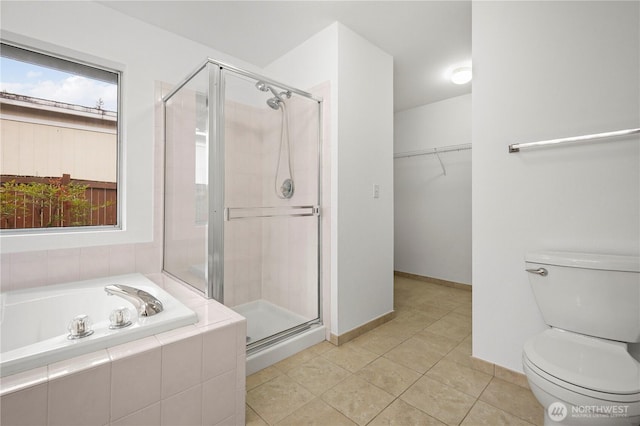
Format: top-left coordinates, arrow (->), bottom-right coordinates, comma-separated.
522,251 -> 640,426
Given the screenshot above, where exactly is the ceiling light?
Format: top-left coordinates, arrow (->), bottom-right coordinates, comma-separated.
450,66 -> 472,85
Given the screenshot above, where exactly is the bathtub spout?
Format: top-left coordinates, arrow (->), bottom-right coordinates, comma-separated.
104,284 -> 164,317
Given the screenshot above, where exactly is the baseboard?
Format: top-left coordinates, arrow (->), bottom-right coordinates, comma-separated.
329,311 -> 395,346
394,271 -> 472,291
469,356 -> 530,389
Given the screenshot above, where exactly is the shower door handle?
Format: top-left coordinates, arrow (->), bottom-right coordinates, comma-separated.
225,205 -> 318,220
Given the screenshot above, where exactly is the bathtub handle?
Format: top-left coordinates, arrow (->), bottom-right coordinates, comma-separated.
67,314 -> 94,339
104,284 -> 164,317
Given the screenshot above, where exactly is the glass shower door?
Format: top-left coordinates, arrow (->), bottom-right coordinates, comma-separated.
164,59 -> 322,353
221,70 -> 321,350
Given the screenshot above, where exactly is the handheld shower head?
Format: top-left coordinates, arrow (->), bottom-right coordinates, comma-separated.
267,97 -> 281,110
256,81 -> 292,109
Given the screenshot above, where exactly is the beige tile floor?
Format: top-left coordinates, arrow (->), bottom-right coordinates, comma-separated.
246,276 -> 543,426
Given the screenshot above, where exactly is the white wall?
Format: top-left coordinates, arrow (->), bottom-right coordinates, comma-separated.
335,24 -> 394,335
394,94 -> 471,284
0,1 -> 259,252
472,1 -> 640,372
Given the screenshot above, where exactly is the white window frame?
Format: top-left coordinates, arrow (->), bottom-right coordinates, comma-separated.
0,32 -> 134,253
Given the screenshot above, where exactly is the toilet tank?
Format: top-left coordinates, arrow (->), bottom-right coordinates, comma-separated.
525,251 -> 640,343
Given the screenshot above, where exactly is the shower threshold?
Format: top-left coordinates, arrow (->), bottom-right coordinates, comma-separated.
232,299 -> 312,344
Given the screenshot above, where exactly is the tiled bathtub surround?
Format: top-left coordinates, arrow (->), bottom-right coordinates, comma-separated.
1,82 -> 245,425
0,244 -> 162,293
0,273 -> 247,426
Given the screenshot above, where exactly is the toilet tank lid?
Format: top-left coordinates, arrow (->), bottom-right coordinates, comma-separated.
525,251 -> 640,272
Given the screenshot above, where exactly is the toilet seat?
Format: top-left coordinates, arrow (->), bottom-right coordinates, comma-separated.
523,328 -> 640,401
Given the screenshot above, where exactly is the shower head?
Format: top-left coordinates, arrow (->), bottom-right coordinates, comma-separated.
267,97 -> 281,110
256,81 -> 291,109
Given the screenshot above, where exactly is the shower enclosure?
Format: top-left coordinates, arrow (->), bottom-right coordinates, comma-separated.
163,59 -> 322,359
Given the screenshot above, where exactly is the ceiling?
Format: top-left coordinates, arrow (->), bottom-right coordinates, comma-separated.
100,1 -> 471,112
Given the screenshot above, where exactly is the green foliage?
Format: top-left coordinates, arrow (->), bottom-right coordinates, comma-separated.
0,178 -> 112,228
0,180 -> 27,220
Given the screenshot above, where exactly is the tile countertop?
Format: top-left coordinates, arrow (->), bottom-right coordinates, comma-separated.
0,273 -> 246,397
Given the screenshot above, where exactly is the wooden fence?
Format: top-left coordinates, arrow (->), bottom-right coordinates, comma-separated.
0,174 -> 117,229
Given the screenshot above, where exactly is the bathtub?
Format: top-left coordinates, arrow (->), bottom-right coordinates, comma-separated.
0,273 -> 197,377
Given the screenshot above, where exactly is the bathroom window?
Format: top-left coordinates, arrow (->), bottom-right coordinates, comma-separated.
0,42 -> 120,230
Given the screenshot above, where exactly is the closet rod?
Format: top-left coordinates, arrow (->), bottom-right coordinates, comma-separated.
508,128 -> 640,153
393,143 -> 472,159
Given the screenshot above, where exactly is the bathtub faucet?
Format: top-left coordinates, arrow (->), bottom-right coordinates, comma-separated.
104,284 -> 164,317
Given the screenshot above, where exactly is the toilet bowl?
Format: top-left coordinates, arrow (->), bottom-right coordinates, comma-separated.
522,252 -> 640,426
523,328 -> 640,425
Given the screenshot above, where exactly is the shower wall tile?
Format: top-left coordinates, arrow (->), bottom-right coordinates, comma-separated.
153,117 -> 165,244
80,246 -> 110,279
8,250 -> 48,289
224,100 -> 265,308
0,253 -> 11,292
223,270 -> 237,307
3,241 -> 160,292
261,216 -> 318,320
232,274 -> 250,306
46,248 -> 80,285
258,92 -> 322,322
162,277 -> 207,309
135,242 -> 162,275
248,279 -> 262,303
108,244 -> 136,276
